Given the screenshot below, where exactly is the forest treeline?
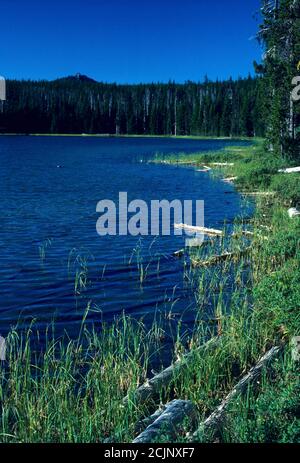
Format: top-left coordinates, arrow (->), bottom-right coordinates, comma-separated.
0,75 -> 266,137
258,0 -> 300,158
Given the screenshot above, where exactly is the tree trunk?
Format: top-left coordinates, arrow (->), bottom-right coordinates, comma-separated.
190,345 -> 283,441
133,400 -> 197,443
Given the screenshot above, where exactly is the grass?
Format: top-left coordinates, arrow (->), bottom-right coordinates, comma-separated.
0,316 -> 155,443
196,352 -> 300,443
152,140 -> 299,206
0,139 -> 299,443
38,238 -> 53,266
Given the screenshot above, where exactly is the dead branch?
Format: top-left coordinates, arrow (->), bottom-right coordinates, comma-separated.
190,345 -> 283,441
191,247 -> 252,268
124,337 -> 221,407
174,224 -> 224,236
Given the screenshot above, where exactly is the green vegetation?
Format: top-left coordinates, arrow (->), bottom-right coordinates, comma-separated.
0,0 -> 299,444
151,140 -> 300,443
153,140 -> 299,204
207,355 -> 300,443
257,0 -> 300,158
0,316 -> 152,443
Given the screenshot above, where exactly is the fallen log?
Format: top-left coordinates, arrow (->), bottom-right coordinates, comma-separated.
150,160 -> 198,166
124,337 -> 221,407
135,406 -> 166,434
133,400 -> 197,443
173,228 -> 266,262
176,160 -> 198,165
191,247 -> 251,268
190,345 -> 283,441
210,162 -> 235,167
278,166 -> 300,174
173,239 -> 216,258
174,223 -> 224,237
222,177 -> 237,183
173,248 -> 185,258
288,208 -> 300,218
196,165 -> 211,172
241,191 -> 275,197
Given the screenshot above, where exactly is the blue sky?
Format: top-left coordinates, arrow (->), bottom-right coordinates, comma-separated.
1,0 -> 263,83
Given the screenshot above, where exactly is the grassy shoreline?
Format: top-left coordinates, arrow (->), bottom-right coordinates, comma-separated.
152,140 -> 300,442
0,140 -> 299,443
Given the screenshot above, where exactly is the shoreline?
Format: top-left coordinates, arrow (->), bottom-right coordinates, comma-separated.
0,132 -> 259,142
0,140 -> 299,443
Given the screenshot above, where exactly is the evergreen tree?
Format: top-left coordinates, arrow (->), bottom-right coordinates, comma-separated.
0,75 -> 266,138
258,0 -> 300,159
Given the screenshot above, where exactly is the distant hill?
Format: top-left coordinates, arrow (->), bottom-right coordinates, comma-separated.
54,73 -> 97,83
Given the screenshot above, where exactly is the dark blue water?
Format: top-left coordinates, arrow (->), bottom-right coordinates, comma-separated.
0,136 -> 252,336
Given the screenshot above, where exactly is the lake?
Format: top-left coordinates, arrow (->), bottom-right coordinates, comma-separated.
0,136 -> 252,337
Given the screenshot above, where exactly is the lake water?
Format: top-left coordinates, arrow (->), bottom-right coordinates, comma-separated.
0,136 -> 252,337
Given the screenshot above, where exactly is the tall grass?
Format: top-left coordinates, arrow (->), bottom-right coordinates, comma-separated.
0,315 -> 160,443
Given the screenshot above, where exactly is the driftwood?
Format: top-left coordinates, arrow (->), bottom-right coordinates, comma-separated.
173,230 -> 260,259
288,208 -> 300,218
241,191 -> 275,197
222,177 -> 237,183
177,229 -> 261,241
133,400 -> 197,443
174,223 -> 224,237
173,239 -> 216,258
210,162 -> 235,167
124,337 -> 220,406
173,226 -> 268,263
190,345 -> 282,441
176,160 -> 198,165
151,160 -> 198,166
196,166 -> 211,172
135,406 -> 166,434
173,249 -> 185,258
174,223 -> 262,239
278,166 -> 300,174
191,247 -> 251,268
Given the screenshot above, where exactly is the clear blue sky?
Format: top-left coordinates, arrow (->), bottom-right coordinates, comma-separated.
1,0 -> 263,83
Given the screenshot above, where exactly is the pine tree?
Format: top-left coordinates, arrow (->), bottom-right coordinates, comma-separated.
258,0 -> 300,159
0,77 -> 266,138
